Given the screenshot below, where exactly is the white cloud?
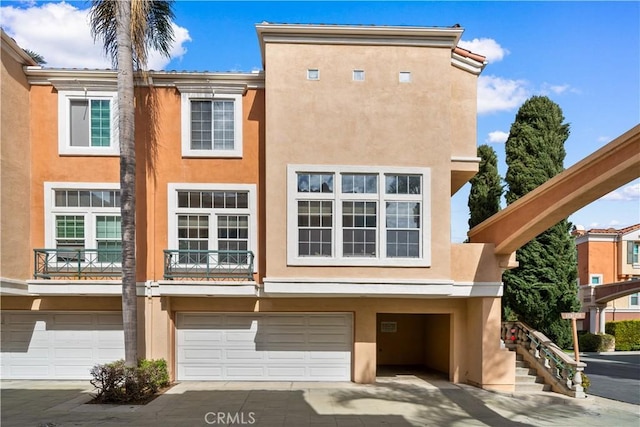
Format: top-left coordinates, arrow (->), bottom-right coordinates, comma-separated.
601,182 -> 640,201
486,130 -> 509,144
477,75 -> 530,115
539,82 -> 580,96
597,136 -> 611,143
0,2 -> 190,70
458,38 -> 509,63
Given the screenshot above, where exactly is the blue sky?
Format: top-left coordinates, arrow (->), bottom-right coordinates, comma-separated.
2,1 -> 639,242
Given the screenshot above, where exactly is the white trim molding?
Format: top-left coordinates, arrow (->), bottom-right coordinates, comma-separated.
262,277 -> 502,298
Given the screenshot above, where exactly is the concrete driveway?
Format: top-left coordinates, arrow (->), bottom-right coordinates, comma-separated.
1,374 -> 639,427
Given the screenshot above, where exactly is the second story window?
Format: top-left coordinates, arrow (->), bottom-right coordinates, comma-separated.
288,166 -> 431,267
58,91 -> 119,156
627,241 -> 640,266
45,183 -> 121,262
352,70 -> 365,81
168,184 -> 257,269
181,93 -> 243,158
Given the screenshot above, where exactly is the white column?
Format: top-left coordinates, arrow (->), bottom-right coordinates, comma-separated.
589,306 -> 598,333
598,305 -> 607,334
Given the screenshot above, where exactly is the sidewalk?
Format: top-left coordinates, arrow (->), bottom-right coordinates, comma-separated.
2,375 -> 638,426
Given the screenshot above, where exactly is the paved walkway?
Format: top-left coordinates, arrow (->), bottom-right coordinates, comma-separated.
2,374 -> 639,426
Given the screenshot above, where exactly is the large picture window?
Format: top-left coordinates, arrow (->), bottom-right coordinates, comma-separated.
287,166 -> 430,267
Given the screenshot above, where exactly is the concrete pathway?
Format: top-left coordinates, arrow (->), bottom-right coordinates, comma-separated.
1,374 -> 639,426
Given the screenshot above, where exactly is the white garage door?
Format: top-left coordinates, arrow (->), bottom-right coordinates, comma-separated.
177,313 -> 352,381
1,312 -> 125,379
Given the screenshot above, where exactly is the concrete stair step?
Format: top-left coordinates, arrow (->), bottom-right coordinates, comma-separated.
516,367 -> 537,376
515,382 -> 552,392
515,360 -> 530,368
516,375 -> 545,384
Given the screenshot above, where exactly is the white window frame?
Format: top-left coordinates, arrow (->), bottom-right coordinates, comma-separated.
44,182 -> 121,263
352,69 -> 365,81
57,90 -> 119,156
399,71 -> 412,83
287,165 -> 431,267
180,92 -> 243,158
167,183 -> 258,272
589,274 -> 603,286
307,68 -> 320,80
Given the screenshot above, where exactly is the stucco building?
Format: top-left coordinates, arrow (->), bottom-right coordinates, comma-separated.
1,23 -> 516,390
574,224 -> 640,332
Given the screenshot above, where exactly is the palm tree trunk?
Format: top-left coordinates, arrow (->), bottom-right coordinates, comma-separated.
116,0 -> 138,368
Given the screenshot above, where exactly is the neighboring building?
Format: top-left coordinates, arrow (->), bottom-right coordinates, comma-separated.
574,224 -> 640,333
0,24 -> 517,391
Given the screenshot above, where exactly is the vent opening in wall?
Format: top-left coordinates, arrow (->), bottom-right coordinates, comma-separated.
399,71 -> 412,83
307,69 -> 319,80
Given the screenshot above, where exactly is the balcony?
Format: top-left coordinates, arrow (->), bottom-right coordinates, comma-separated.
34,248 -> 122,280
163,249 -> 255,281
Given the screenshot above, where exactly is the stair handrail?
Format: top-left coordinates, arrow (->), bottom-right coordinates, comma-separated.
502,320 -> 586,398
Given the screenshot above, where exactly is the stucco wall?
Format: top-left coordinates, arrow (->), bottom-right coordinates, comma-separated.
1,46 -> 32,281
264,42 -> 466,280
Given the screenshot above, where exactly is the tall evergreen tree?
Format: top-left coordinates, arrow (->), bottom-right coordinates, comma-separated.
502,96 -> 579,348
468,144 -> 502,230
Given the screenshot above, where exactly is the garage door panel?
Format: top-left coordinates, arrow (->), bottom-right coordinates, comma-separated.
308,315 -> 350,326
225,349 -> 264,360
177,313 -> 352,381
1,312 -> 124,379
182,348 -> 223,360
226,366 -> 266,378
265,350 -> 306,361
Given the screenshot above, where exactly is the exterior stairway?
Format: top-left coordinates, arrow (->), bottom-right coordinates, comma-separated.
514,351 -> 551,392
503,321 -> 586,398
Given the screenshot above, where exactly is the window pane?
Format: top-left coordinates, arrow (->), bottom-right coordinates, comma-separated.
386,174 -> 421,194
191,100 -> 212,150
297,200 -> 332,257
342,174 -> 377,194
212,100 -> 234,150
70,100 -> 90,147
96,216 -> 121,239
218,215 -> 249,264
298,173 -> 333,193
177,215 -> 208,263
342,201 -> 376,257
90,99 -> 111,147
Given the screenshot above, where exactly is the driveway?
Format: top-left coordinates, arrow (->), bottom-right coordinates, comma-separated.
581,351 -> 640,405
1,374 -> 639,426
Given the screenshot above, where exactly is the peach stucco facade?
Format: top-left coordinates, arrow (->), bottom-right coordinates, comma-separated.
574,225 -> 640,332
1,24 -> 516,390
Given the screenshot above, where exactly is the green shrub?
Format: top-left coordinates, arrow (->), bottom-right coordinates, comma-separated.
580,372 -> 590,392
578,332 -> 615,352
605,320 -> 640,351
90,359 -> 170,404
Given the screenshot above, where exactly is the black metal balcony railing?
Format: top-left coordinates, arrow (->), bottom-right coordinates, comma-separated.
163,249 -> 254,281
34,249 -> 122,280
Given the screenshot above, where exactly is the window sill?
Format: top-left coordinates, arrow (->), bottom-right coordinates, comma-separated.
287,257 -> 430,267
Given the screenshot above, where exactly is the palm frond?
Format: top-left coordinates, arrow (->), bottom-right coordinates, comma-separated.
89,0 -> 175,70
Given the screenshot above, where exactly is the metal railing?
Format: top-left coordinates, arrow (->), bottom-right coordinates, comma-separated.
502,321 -> 586,398
34,248 -> 122,279
163,249 -> 254,281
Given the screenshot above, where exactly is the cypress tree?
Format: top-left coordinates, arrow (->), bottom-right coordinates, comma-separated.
468,144 -> 502,230
502,96 -> 579,348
